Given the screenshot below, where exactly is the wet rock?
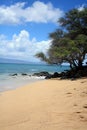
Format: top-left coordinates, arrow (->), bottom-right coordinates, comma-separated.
21,73 -> 27,76
45,72 -> 61,79
51,72 -> 61,78
33,71 -> 50,77
45,74 -> 52,79
11,73 -> 17,76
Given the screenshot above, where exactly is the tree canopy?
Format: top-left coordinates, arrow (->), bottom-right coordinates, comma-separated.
36,7 -> 87,70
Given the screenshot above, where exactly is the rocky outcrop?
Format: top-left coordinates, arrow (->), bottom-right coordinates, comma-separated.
11,73 -> 18,76
45,72 -> 61,79
10,66 -> 87,80
21,73 -> 28,76
33,71 -> 51,77
46,66 -> 87,79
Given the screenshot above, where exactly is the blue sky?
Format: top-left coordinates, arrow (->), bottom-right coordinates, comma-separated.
0,0 -> 87,62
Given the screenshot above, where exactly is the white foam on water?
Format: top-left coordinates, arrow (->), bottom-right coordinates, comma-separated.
0,74 -> 45,92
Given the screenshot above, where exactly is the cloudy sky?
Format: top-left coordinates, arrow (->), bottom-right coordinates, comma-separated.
0,0 -> 86,62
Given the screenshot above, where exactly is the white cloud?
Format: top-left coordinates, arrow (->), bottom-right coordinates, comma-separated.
0,30 -> 51,62
78,4 -> 85,11
0,1 -> 63,24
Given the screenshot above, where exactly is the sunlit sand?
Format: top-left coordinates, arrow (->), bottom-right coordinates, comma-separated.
0,78 -> 87,130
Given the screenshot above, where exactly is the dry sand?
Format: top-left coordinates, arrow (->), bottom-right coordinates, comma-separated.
0,78 -> 87,130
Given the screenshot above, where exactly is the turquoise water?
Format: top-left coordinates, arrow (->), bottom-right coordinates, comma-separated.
0,63 -> 70,92
0,63 -> 69,75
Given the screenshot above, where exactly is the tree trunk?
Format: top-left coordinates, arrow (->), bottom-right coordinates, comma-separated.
70,62 -> 73,70
78,60 -> 83,70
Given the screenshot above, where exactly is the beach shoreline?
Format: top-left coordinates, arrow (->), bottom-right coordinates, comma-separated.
0,78 -> 87,130
0,74 -> 45,92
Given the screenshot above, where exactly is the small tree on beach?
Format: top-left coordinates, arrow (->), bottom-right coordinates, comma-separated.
36,7 -> 87,70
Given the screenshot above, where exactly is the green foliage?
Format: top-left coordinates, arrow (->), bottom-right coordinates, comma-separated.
35,52 -> 47,61
36,7 -> 87,69
35,52 -> 51,63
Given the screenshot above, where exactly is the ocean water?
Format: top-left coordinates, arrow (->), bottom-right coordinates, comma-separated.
0,63 -> 70,92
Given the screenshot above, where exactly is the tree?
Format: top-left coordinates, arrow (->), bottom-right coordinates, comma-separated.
36,7 -> 87,70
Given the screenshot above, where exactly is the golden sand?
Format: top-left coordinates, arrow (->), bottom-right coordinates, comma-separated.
0,78 -> 87,130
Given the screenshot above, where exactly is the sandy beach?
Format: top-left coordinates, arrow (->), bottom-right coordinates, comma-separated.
0,78 -> 87,130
